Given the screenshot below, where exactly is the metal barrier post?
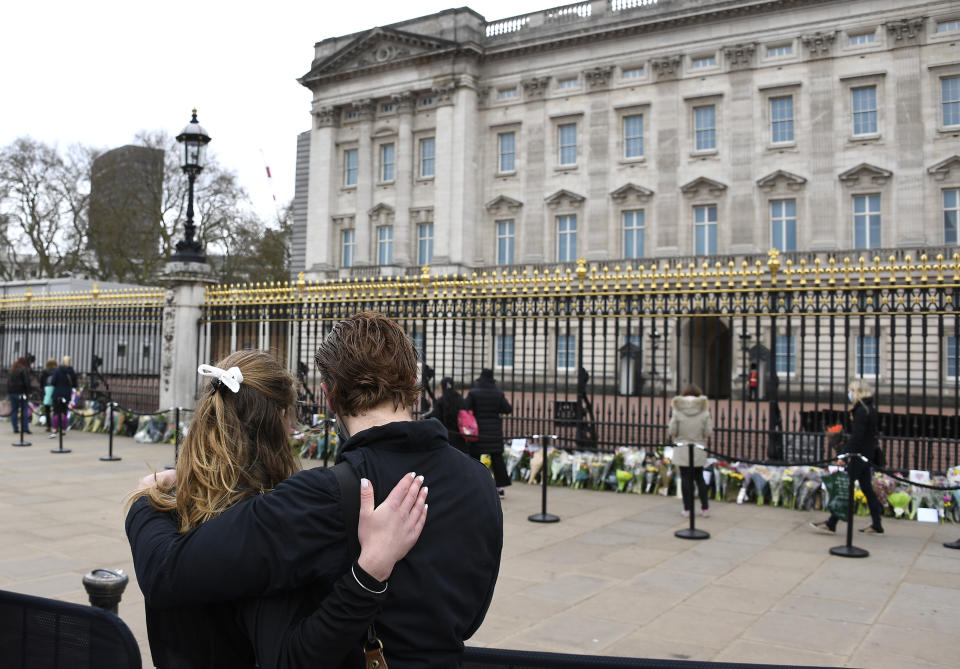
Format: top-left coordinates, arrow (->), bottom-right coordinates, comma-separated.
166,407 -> 182,470
528,434 -> 560,523
11,393 -> 32,447
82,569 -> 129,614
100,402 -> 121,461
322,417 -> 333,468
675,442 -> 710,540
830,454 -> 869,558
50,397 -> 71,454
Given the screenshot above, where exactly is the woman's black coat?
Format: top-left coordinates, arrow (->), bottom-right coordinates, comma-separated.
465,377 -> 512,455
845,396 -> 879,462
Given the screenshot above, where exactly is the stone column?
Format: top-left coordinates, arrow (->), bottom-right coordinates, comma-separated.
304,106 -> 339,275
159,261 -> 217,413
432,81 -> 458,265
521,76 -> 550,263
394,93 -> 415,266
354,100 -> 375,266
449,79 -> 479,268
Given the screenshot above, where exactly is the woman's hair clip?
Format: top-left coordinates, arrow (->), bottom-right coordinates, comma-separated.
197,364 -> 244,393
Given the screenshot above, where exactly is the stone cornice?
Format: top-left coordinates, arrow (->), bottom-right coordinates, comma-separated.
544,189 -> 585,208
927,155 -> 960,182
485,195 -> 524,214
610,183 -> 654,204
838,162 -> 893,187
756,170 -> 807,192
680,176 -> 728,197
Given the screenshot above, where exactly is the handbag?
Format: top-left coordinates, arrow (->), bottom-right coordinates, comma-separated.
457,409 -> 479,442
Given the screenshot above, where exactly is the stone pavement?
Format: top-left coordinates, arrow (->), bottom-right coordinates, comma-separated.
2,430 -> 959,668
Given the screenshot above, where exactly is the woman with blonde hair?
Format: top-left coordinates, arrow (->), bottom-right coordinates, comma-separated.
128,349 -> 428,669
811,378 -> 884,535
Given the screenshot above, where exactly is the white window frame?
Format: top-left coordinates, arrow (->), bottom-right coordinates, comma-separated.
377,225 -> 394,265
853,193 -> 882,250
944,188 -> 959,245
937,19 -> 960,33
770,96 -> 795,144
622,209 -> 645,259
942,76 -> 960,129
558,77 -> 580,90
856,335 -> 879,377
948,335 -> 959,379
341,229 -> 356,268
498,131 -> 516,174
418,137 -> 435,179
497,87 -> 518,100
694,204 -> 718,256
771,199 -> 797,252
694,105 -> 716,152
556,334 -> 577,371
558,123 -> 578,166
496,334 -> 515,369
379,143 -> 395,183
851,85 -> 878,137
622,66 -> 645,79
343,148 -> 358,187
767,44 -> 792,58
556,214 -> 577,262
496,219 -> 515,265
417,223 -> 434,266
623,114 -> 644,160
775,334 -> 796,375
691,55 -> 717,69
848,31 -> 876,45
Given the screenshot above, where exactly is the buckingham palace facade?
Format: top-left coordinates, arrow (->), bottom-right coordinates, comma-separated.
290,0 -> 960,280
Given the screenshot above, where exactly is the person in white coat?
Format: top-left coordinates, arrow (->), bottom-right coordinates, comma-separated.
668,384 -> 713,518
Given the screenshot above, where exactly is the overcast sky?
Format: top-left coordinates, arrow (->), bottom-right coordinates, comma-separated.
1,0 -> 549,225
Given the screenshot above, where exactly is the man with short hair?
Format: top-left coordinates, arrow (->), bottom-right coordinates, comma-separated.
127,312 -> 503,668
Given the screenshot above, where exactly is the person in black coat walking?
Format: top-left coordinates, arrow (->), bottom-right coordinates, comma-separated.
425,376 -> 466,453
465,368 -> 513,497
50,355 -> 78,433
811,379 -> 884,535
7,357 -> 33,434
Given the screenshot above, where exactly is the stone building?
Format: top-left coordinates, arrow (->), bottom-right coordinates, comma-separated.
287,0 -> 959,401
291,0 -> 959,280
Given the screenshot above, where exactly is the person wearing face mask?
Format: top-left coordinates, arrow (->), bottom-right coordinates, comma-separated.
810,379 -> 884,535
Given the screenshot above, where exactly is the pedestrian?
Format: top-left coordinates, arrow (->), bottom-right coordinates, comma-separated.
465,368 -> 513,499
128,349 -> 427,669
6,357 -> 32,434
667,384 -> 712,518
748,362 -> 758,400
811,379 -> 884,535
40,358 -> 57,432
49,355 -> 78,436
126,312 -> 502,668
424,376 -> 467,453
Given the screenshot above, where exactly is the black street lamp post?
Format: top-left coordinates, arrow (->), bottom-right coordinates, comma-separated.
171,109 -> 212,263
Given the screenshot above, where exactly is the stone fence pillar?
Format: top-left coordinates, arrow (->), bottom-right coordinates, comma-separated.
159,261 -> 217,413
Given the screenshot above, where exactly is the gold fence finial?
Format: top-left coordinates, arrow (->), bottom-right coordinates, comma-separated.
767,248 -> 780,282
420,265 -> 431,290
575,258 -> 587,288
297,271 -> 306,295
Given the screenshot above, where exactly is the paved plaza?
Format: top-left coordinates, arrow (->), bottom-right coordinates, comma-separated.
2,430 -> 959,668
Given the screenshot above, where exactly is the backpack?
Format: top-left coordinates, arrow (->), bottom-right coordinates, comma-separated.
457,409 -> 479,442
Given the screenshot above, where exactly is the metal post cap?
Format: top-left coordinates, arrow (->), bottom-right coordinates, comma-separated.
83,568 -> 129,597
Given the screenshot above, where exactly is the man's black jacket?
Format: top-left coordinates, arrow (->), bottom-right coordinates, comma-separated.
126,418 -> 503,668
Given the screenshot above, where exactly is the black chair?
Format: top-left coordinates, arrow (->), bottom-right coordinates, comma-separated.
0,589 -> 141,669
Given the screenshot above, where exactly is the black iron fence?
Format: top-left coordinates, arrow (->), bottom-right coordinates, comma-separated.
199,250 -> 960,473
0,286 -> 164,413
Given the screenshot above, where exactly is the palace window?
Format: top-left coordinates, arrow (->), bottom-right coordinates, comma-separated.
852,86 -> 878,136
417,223 -> 434,266
623,210 -> 645,259
557,215 -> 577,262
496,334 -> 515,368
937,19 -> 960,33
558,123 -> 577,165
945,189 -> 959,245
377,226 -> 393,265
849,32 -> 876,45
771,199 -> 797,252
943,76 -> 960,128
767,44 -> 792,57
341,229 -> 355,268
558,77 -> 579,89
344,149 -> 358,186
557,334 -> 576,371
694,105 -> 716,151
496,220 -> 515,265
379,143 -> 395,182
694,204 -> 717,256
775,335 -> 796,374
856,335 -> 879,377
853,194 -> 882,249
498,132 -> 516,173
624,114 -> 643,159
770,96 -> 794,144
692,55 -> 716,69
419,138 -> 435,178
622,66 -> 644,79
498,87 -> 518,100
949,336 -> 959,378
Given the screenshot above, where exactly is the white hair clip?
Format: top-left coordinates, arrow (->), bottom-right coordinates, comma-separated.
197,364 -> 244,393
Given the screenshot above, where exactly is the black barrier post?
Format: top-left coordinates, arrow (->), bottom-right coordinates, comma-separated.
165,407 -> 182,470
51,397 -> 71,454
100,402 -> 121,462
11,393 -> 32,447
675,442 -> 710,540
82,569 -> 129,614
830,454 -> 869,558
322,417 -> 333,468
528,434 -> 560,524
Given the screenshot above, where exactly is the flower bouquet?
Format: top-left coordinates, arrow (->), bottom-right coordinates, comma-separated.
853,488 -> 869,515
887,490 -> 912,518
642,464 -> 659,494
779,469 -> 796,509
724,471 -> 745,503
657,461 -> 676,496
616,468 -> 634,492
527,447 -> 544,484
572,457 -> 591,489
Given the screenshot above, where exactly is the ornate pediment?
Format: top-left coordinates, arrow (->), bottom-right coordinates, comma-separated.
756,170 -> 807,192
680,177 -> 728,198
301,28 -> 458,82
610,183 -> 654,204
927,155 -> 960,182
838,163 -> 892,187
485,195 -> 524,215
544,189 -> 585,209
367,203 -> 395,226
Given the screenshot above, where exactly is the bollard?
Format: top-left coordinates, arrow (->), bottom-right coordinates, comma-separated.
11,393 -> 32,447
675,442 -> 710,540
830,454 -> 869,558
50,397 -> 72,454
82,568 -> 129,614
100,402 -> 121,461
528,434 -> 560,523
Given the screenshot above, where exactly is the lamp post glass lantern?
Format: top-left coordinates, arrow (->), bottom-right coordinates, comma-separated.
172,109 -> 212,263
